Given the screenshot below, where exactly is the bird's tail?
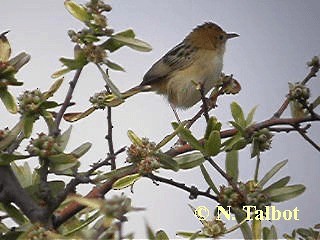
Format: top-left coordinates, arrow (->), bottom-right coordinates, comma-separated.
105,85 -> 152,107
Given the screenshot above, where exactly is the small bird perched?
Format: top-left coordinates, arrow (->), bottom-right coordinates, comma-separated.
125,22 -> 238,110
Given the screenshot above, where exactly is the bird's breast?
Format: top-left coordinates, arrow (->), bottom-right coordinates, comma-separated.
166,50 -> 224,108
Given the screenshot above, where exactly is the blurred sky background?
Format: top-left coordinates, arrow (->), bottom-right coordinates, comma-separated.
1,0 -> 320,238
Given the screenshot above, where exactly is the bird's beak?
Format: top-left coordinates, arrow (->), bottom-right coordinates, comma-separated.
226,33 -> 239,39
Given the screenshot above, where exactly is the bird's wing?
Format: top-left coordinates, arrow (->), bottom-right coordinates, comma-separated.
140,42 -> 199,86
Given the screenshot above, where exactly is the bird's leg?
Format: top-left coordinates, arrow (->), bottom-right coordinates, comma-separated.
170,103 -> 181,123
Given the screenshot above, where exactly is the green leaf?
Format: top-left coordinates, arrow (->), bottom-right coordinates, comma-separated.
8,52 -> 30,71
96,64 -> 122,99
204,117 -> 222,140
176,231 -> 205,239
225,150 -> 239,181
200,164 -> 219,194
252,219 -> 261,240
268,184 -> 306,202
59,57 -> 87,70
145,224 -> 155,240
156,122 -> 184,149
23,115 -> 36,138
111,35 -> 152,52
51,68 -> 71,79
101,29 -> 136,52
173,152 -> 204,170
230,102 -> 246,127
2,204 -> 28,225
204,130 -> 221,156
0,88 -> 17,114
71,142 -> 92,158
63,211 -> 100,236
58,126 -> 72,151
63,107 -> 96,122
112,173 -> 141,190
48,153 -> 79,175
258,159 -> 288,187
0,153 -> 30,166
157,153 -> 179,171
64,0 -> 92,22
11,162 -> 39,188
233,208 -> 253,240
246,105 -> 258,126
43,78 -> 63,99
262,176 -> 290,193
40,101 -> 59,109
104,59 -> 125,72
262,225 -> 277,240
93,165 -> 136,182
155,230 -> 169,240
127,129 -> 143,146
0,120 -> 23,151
173,124 -> 204,152
0,32 -> 11,61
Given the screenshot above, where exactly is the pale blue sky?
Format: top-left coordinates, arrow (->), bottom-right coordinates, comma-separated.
1,0 -> 320,238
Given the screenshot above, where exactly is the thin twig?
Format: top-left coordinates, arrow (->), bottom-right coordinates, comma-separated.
206,157 -> 245,199
273,63 -> 319,118
146,173 -> 218,201
294,125 -> 320,152
106,106 -> 116,170
52,68 -> 83,136
254,154 -> 261,182
199,84 -> 210,123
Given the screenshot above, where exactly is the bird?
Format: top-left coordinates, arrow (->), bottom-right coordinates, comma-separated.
122,22 -> 239,117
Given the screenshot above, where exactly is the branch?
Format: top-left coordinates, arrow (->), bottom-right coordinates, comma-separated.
0,166 -> 48,223
146,173 -> 218,201
52,68 -> 83,136
294,125 -> 320,151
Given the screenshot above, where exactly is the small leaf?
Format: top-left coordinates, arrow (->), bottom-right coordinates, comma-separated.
9,52 -> 31,71
63,107 -> 96,122
204,130 -> 221,156
23,115 -> 36,138
58,126 -> 72,151
225,150 -> 239,181
173,152 -> 204,170
104,59 -> 125,72
156,123 -> 184,149
157,153 -> 179,171
43,78 -> 63,99
0,88 -> 17,114
127,130 -> 143,146
64,0 -> 92,22
155,230 -> 169,240
111,35 -> 152,52
262,225 -> 277,240
173,124 -> 204,152
0,120 -> 23,151
230,102 -> 246,127
258,159 -> 288,187
200,164 -> 219,194
51,68 -> 71,79
252,219 -> 261,240
112,173 -> 141,190
146,224 -> 155,240
48,153 -> 79,174
268,184 -> 306,202
176,231 -> 205,239
96,64 -> 122,99
233,208 -> 253,240
246,105 -> 258,126
262,176 -> 290,193
2,204 -> 28,225
101,29 -> 136,52
204,117 -> 221,140
40,101 -> 59,109
71,142 -> 92,158
0,153 -> 30,166
59,57 -> 87,70
0,31 -> 11,61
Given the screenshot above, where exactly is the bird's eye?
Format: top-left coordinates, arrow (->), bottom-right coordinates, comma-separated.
219,35 -> 224,40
